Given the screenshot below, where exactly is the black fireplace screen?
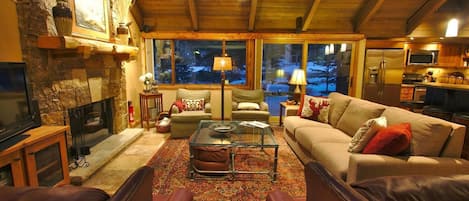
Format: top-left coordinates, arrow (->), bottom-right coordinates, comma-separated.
68,98 -> 113,160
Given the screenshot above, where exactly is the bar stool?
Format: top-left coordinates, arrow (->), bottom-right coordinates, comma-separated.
422,105 -> 453,121
451,113 -> 469,160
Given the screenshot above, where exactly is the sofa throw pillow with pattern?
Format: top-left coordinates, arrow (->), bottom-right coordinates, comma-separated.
297,95 -> 330,123
362,123 -> 412,156
348,116 -> 387,153
182,98 -> 205,111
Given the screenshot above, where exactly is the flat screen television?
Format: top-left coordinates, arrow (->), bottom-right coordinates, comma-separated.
0,62 -> 41,151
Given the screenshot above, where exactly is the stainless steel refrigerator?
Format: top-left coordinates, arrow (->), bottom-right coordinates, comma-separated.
363,49 -> 405,107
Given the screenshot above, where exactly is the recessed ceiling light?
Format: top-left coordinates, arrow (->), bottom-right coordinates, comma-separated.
439,37 -> 445,40
410,37 -> 414,40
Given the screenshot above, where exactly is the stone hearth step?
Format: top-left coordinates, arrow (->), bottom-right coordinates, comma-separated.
69,128 -> 144,182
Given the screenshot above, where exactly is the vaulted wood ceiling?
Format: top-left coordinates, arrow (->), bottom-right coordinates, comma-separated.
132,0 -> 469,39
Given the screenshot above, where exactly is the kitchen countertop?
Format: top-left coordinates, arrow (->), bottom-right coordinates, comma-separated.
417,82 -> 469,92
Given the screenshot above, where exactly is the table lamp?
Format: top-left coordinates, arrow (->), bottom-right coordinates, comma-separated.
213,56 -> 232,120
289,69 -> 307,103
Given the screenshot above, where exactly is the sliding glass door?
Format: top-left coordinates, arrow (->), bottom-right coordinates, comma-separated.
262,42 -> 352,116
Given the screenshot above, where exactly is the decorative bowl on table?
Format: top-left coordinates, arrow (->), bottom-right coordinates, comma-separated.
208,122 -> 237,137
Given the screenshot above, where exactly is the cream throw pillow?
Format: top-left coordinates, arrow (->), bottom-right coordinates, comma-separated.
237,102 -> 260,110
348,116 -> 387,153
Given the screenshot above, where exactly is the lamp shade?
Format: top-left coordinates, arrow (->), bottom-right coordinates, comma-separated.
213,57 -> 232,71
289,69 -> 307,85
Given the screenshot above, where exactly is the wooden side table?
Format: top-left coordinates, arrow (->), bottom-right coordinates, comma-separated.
139,92 -> 163,130
279,102 -> 300,126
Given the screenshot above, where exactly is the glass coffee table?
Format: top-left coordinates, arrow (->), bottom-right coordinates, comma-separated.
189,120 -> 279,181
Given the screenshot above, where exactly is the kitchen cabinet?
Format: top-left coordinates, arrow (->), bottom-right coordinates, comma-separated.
0,126 -> 70,187
438,44 -> 462,67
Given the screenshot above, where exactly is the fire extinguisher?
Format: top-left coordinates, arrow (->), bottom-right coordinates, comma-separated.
128,101 -> 135,123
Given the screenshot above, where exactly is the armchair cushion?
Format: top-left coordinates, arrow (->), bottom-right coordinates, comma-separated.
232,88 -> 264,103
238,102 -> 260,110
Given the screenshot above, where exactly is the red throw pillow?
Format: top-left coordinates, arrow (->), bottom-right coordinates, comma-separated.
362,123 -> 412,155
174,100 -> 184,111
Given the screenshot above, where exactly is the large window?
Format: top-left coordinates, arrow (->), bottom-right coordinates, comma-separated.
306,43 -> 351,96
152,39 -> 246,85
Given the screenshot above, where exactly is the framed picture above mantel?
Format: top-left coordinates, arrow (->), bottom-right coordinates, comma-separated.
70,0 -> 111,41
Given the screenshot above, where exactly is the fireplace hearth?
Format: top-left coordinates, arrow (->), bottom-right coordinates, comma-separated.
68,98 -> 114,160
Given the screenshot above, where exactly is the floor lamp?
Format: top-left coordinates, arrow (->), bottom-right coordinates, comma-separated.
289,69 -> 307,104
213,56 -> 232,120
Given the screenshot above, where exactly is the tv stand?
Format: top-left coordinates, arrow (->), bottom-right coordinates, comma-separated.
0,134 -> 30,152
0,126 -> 70,187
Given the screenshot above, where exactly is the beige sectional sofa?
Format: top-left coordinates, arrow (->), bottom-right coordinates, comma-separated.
284,92 -> 469,183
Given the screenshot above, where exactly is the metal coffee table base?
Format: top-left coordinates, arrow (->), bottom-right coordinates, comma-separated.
189,146 -> 279,182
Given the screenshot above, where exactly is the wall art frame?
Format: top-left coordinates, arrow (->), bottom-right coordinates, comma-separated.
69,0 -> 111,41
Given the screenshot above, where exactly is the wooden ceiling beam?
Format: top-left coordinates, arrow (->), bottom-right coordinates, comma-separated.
248,0 -> 258,32
406,0 -> 447,35
188,0 -> 199,31
130,0 -> 144,30
302,0 -> 321,32
353,0 -> 384,33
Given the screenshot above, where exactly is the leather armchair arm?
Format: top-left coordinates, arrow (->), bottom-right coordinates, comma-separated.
266,190 -> 295,201
304,162 -> 367,201
166,188 -> 194,201
110,166 -> 154,201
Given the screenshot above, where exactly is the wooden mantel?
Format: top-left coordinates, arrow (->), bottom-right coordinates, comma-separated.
37,36 -> 139,60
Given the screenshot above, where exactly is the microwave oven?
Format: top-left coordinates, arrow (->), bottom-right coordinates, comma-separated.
407,49 -> 438,65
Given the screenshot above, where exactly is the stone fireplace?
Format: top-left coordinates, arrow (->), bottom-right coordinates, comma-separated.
15,1 -> 130,155
68,98 -> 114,158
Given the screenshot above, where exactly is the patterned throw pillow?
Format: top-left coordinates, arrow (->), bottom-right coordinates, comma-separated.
297,95 -> 330,123
182,99 -> 205,111
348,116 -> 387,153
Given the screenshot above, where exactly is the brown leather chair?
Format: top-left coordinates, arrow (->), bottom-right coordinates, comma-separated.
267,161 -> 469,201
0,166 -> 193,201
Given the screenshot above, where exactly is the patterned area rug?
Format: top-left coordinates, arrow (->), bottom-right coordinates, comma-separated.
146,126 -> 306,201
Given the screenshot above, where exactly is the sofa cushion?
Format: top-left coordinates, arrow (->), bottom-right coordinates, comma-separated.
296,127 -> 351,151
284,116 -> 333,136
349,116 -> 387,153
336,98 -> 386,137
352,174 -> 469,201
171,111 -> 211,123
328,92 -> 352,127
362,123 -> 412,156
310,142 -> 351,180
232,88 -> 264,103
382,107 -> 453,156
176,89 -> 211,103
298,95 -> 330,123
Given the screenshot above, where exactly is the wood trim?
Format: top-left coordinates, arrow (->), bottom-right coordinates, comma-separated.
130,0 -> 144,30
188,0 -> 199,31
406,0 -> 447,35
302,0 -> 321,32
353,0 -> 384,33
248,0 -> 258,32
246,39 -> 255,89
142,32 -> 365,41
170,40 -> 176,84
37,36 -> 139,59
